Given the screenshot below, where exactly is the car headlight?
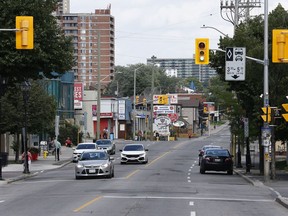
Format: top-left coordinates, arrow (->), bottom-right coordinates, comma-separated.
121,153 -> 126,157
101,163 -> 109,168
76,164 -> 84,168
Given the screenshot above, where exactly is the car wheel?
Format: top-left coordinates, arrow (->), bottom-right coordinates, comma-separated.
227,170 -> 233,175
120,162 -> 126,164
200,168 -> 205,174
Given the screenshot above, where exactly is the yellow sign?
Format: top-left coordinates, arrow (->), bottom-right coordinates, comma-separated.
261,107 -> 271,122
282,103 -> 288,122
272,29 -> 288,63
16,16 -> 34,49
158,95 -> 168,104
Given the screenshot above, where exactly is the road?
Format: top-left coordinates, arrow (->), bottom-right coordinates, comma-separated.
0,125 -> 287,216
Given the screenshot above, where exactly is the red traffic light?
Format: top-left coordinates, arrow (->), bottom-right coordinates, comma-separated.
199,42 -> 205,49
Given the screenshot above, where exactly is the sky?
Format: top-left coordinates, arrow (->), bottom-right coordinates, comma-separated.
70,0 -> 288,67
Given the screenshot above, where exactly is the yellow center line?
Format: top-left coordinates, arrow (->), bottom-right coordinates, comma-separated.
173,142 -> 186,149
125,169 -> 140,179
73,196 -> 102,212
145,151 -> 171,167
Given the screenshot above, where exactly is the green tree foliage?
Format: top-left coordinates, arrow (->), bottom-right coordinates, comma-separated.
210,4 -> 288,141
105,64 -> 181,97
0,0 -> 74,81
1,80 -> 56,137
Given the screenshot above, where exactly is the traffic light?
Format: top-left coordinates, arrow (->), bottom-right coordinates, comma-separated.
16,16 -> 34,49
143,98 -> 147,106
282,103 -> 288,122
158,95 -> 168,104
195,38 -> 209,64
261,106 -> 271,122
136,95 -> 139,104
272,29 -> 288,63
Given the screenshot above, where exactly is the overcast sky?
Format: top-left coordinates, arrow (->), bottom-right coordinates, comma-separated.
70,0 -> 288,66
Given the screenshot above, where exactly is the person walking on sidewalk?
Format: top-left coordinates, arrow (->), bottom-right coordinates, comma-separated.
54,138 -> 62,161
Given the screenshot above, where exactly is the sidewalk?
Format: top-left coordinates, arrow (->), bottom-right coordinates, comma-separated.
0,146 -> 73,184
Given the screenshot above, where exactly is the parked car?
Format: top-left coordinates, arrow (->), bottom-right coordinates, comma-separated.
120,144 -> 148,164
72,143 -> 98,162
199,148 -> 233,175
198,145 -> 222,165
75,149 -> 114,179
96,139 -> 116,155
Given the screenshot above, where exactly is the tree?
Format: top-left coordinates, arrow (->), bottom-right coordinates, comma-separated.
0,80 -> 57,161
105,64 -> 181,97
0,0 -> 74,81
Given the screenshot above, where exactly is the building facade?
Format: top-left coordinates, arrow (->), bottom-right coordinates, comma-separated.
56,4 -> 115,89
147,57 -> 217,84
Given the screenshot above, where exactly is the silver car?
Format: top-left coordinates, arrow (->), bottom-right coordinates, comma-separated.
96,139 -> 116,155
120,144 -> 148,164
75,150 -> 114,179
72,143 -> 98,162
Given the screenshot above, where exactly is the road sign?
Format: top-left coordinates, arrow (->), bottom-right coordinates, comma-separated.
225,47 -> 246,81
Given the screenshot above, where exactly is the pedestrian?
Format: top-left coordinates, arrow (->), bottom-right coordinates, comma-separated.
103,127 -> 108,139
22,149 -> 32,169
65,137 -> 72,147
54,138 -> 61,161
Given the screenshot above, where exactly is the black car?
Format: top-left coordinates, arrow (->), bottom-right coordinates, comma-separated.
198,145 -> 222,165
200,148 -> 233,175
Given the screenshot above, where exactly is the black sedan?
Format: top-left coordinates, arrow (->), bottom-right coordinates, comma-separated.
200,148 -> 233,175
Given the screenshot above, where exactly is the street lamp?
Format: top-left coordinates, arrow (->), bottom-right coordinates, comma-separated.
0,75 -> 9,180
201,25 -> 230,38
21,81 -> 31,174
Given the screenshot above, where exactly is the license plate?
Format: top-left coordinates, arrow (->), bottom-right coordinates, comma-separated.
89,169 -> 96,173
215,159 -> 221,162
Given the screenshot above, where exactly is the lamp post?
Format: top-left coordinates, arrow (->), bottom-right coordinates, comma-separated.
21,81 -> 31,174
0,75 -> 9,180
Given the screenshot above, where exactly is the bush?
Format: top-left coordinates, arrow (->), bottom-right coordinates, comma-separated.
29,147 -> 39,154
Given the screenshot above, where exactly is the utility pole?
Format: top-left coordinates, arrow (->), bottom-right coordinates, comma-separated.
220,0 -> 261,34
150,55 -> 156,141
96,31 -> 101,140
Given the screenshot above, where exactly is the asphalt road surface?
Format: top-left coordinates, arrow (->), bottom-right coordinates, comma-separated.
0,126 -> 287,216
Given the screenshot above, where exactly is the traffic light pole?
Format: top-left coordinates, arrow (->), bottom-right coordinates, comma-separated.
263,0 -> 270,183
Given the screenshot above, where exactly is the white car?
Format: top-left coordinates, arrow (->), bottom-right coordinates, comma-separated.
72,143 -> 98,162
75,149 -> 114,179
120,144 -> 148,164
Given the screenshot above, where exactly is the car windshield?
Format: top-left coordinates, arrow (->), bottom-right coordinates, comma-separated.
80,152 -> 108,161
76,144 -> 95,150
124,145 -> 144,151
206,149 -> 230,157
203,146 -> 220,150
96,140 -> 112,146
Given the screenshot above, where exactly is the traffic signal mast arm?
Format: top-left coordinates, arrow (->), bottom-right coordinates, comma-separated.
212,48 -> 265,65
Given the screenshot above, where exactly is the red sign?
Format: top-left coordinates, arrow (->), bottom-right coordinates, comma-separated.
168,113 -> 179,122
74,82 -> 83,109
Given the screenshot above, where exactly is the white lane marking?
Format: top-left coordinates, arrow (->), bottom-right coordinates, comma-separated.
191,212 -> 196,216
189,201 -> 194,206
188,173 -> 191,175
103,195 -> 274,202
189,169 -> 191,172
188,180 -> 191,183
187,176 -> 190,179
0,200 -> 5,203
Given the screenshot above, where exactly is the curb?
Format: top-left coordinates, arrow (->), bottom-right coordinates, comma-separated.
1,159 -> 72,184
234,169 -> 288,209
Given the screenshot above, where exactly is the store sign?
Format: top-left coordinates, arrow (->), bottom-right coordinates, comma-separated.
153,105 -> 175,114
74,82 -> 83,109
